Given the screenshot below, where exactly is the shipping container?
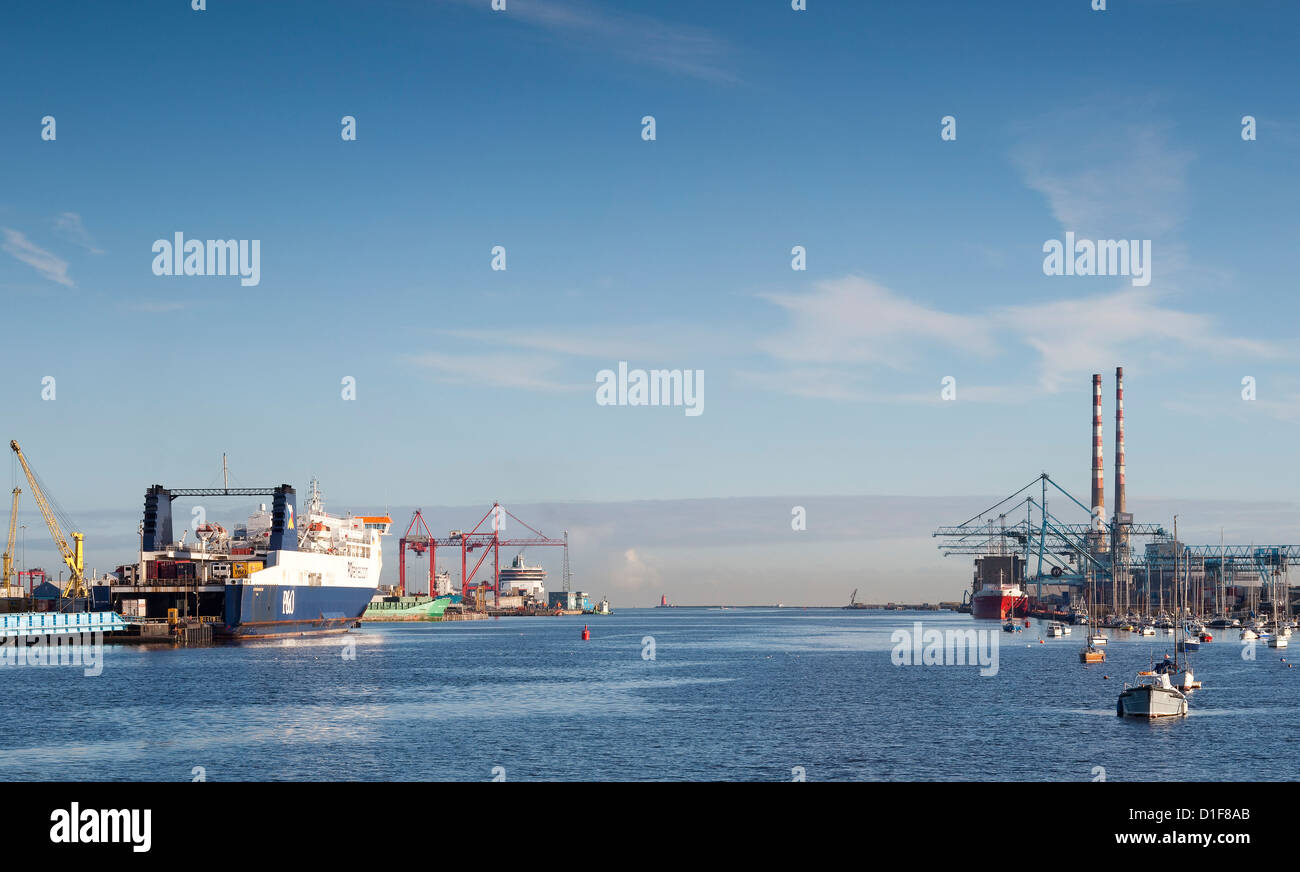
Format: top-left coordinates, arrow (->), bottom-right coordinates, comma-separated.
231,561 -> 264,579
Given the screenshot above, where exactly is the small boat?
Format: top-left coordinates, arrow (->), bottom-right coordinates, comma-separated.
1118,669 -> 1189,719
1269,634 -> 1288,649
1139,624 -> 1156,636
1088,632 -> 1108,646
1003,619 -> 1018,633
1241,628 -> 1258,641
1046,621 -> 1066,638
1177,638 -> 1200,653
1199,632 -> 1213,643
1080,645 -> 1105,664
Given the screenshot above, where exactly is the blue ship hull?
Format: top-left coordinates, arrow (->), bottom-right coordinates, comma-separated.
220,583 -> 374,638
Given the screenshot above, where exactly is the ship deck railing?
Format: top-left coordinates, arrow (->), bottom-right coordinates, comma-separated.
0,611 -> 130,639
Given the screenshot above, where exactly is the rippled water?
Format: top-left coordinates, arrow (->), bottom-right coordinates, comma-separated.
2,609 -> 1294,781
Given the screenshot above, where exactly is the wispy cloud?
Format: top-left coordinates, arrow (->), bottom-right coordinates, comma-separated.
758,276 -> 998,367
121,300 -> 190,314
446,0 -> 737,82
406,350 -> 582,392
745,110 -> 1288,400
53,212 -> 104,254
998,288 -> 1286,392
1013,111 -> 1193,241
750,278 -> 1287,399
1,228 -> 74,287
1013,109 -> 1195,285
436,324 -> 730,360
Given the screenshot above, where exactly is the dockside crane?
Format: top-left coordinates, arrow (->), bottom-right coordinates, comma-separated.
9,441 -> 85,598
2,487 -> 19,595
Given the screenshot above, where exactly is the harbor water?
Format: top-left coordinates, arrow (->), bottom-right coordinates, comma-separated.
1,609 -> 1294,781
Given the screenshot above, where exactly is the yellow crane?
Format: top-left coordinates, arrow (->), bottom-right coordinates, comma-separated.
2,487 -> 19,596
9,441 -> 85,598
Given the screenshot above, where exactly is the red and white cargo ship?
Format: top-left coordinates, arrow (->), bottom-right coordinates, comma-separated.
971,577 -> 1028,620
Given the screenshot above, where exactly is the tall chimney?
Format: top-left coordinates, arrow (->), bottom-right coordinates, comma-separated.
1114,366 -> 1126,520
1092,373 -> 1105,543
1114,366 -> 1127,562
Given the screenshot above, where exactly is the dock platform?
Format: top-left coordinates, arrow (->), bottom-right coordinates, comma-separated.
0,611 -> 129,639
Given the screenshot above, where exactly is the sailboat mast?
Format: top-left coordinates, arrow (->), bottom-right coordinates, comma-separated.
1174,516 -> 1181,667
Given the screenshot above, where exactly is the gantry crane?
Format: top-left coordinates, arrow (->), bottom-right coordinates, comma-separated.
9,441 -> 85,598
2,487 -> 19,595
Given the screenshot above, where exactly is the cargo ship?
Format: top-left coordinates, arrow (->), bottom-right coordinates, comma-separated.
969,554 -> 1028,620
363,593 -> 458,621
95,479 -> 390,638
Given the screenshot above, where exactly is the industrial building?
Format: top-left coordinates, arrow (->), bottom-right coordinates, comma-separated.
934,367 -> 1297,620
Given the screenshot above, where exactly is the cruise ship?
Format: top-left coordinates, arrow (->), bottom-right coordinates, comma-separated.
497,552 -> 546,598
95,479 -> 390,638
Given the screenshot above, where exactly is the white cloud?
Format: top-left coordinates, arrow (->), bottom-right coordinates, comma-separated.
758,276 -> 998,367
997,288 -> 1286,392
1013,117 -> 1193,242
750,278 -> 1287,399
406,350 -> 581,392
446,0 -> 736,82
607,547 -> 661,592
53,212 -> 104,254
1,228 -> 74,287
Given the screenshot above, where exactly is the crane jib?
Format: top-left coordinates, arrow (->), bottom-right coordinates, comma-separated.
8,440 -> 85,598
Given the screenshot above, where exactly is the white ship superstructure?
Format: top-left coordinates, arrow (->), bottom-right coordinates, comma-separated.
497,552 -> 546,599
103,478 -> 391,638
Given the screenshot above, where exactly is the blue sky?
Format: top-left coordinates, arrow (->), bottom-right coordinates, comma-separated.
2,0 -> 1299,603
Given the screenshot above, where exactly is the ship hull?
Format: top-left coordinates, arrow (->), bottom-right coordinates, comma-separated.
971,593 -> 1027,620
1118,685 -> 1188,719
219,582 -> 374,638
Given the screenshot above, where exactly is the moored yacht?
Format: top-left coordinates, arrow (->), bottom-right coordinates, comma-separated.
1118,669 -> 1189,718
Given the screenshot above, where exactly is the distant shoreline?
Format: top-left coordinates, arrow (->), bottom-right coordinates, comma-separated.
650,604 -> 959,611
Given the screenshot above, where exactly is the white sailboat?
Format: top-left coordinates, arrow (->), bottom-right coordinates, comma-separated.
1267,569 -> 1288,648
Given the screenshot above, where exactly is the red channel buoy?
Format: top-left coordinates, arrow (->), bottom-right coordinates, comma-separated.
581,625 -> 590,641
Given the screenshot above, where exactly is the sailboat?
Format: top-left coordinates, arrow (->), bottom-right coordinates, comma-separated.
1119,518 -> 1191,716
1080,562 -> 1105,664
1268,569 -> 1288,648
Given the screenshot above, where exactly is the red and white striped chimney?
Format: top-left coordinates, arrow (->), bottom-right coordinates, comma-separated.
1092,373 -> 1105,534
1114,366 -> 1126,520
